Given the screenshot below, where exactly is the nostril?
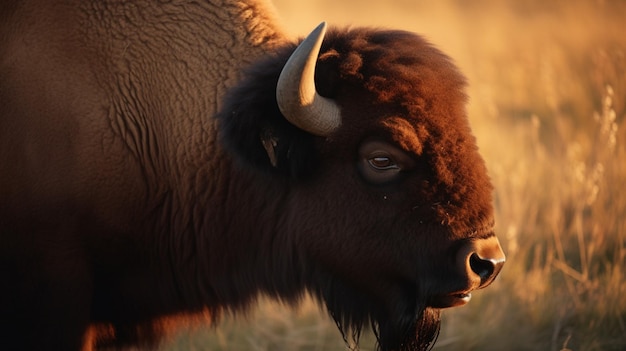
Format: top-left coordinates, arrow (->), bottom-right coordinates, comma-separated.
469,253 -> 495,283
456,236 -> 506,289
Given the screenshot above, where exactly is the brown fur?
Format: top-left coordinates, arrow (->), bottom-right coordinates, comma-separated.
1,2 -> 499,351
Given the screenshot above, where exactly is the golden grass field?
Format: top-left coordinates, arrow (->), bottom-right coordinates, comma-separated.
164,0 -> 626,350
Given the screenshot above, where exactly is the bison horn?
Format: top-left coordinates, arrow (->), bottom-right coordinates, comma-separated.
276,22 -> 342,136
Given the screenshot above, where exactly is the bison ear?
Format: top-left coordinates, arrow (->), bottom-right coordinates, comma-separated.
217,48 -> 318,178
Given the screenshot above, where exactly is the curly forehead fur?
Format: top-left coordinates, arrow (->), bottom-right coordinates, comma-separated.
315,27 -> 467,111
317,28 -> 491,232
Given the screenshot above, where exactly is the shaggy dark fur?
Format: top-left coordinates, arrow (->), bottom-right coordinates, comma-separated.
217,41 -> 316,178
218,27 -> 493,351
2,7 -> 499,349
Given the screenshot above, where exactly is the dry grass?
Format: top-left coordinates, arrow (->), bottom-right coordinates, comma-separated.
163,0 -> 626,350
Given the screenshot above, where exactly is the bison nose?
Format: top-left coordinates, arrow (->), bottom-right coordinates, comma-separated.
457,236 -> 505,289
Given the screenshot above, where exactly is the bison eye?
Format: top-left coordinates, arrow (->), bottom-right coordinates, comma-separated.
359,140 -> 416,184
368,156 -> 399,170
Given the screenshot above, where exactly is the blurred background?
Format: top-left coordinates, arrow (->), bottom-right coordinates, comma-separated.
165,0 -> 626,350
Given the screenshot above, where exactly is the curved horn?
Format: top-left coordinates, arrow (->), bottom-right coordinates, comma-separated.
276,22 -> 342,136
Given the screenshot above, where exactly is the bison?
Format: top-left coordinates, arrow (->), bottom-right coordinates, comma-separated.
0,0 -> 505,350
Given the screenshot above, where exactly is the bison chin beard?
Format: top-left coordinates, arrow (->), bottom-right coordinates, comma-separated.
372,308 -> 441,351
374,306 -> 441,351
317,277 -> 441,351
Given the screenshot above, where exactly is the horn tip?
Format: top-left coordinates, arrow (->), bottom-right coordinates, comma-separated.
313,21 -> 328,36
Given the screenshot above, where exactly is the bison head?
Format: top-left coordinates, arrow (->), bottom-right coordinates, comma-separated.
218,23 -> 505,351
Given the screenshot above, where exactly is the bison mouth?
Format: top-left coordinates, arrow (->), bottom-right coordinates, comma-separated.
428,291 -> 472,308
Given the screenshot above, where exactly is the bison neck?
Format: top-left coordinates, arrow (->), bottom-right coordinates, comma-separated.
95,163 -> 304,323
192,166 -> 305,309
